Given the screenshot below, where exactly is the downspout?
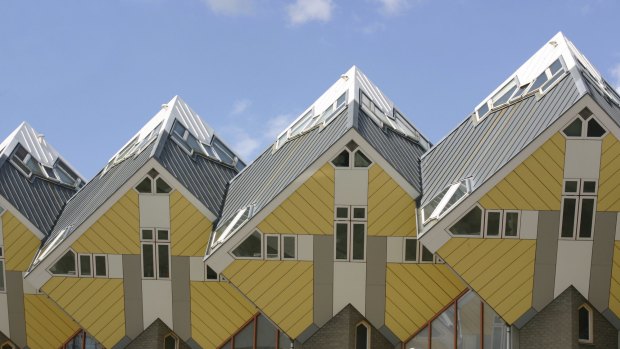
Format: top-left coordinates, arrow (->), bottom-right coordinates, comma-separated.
506,324 -> 511,349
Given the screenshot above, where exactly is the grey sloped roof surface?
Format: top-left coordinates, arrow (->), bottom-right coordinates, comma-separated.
421,73 -> 582,206
579,70 -> 620,125
156,139 -> 238,216
355,110 -> 426,194
218,109 -> 351,228
0,159 -> 76,235
45,142 -> 156,246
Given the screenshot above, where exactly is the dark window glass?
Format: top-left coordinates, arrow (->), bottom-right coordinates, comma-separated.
335,223 -> 348,260
282,236 -> 296,259
587,118 -> 606,137
156,178 -> 172,193
148,169 -> 159,178
354,151 -> 372,168
0,261 -> 5,291
266,235 -> 279,259
50,251 -> 76,275
95,256 -> 107,277
353,207 -> 366,219
352,224 -> 365,261
43,166 -> 57,179
421,245 -> 434,262
486,212 -> 501,236
504,212 -> 519,237
136,177 -> 152,193
141,229 -> 153,240
579,107 -> 594,119
564,180 -> 579,193
579,198 -> 595,239
404,239 -> 417,262
206,265 -> 218,280
80,255 -> 92,276
336,207 -> 349,219
346,140 -> 358,152
563,118 -> 583,137
332,150 -> 350,167
234,319 -> 253,349
582,181 -> 596,194
164,335 -> 177,349
158,245 -> 170,278
561,198 -> 577,238
449,206 -> 482,235
578,307 -> 591,341
356,324 -> 368,349
142,244 -> 155,278
157,229 -> 169,241
232,231 -> 262,258
279,333 -> 292,349
477,103 -> 490,118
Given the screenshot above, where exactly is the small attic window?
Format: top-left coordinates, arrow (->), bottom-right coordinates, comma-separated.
562,109 -> 606,139
354,151 -> 372,168
211,206 -> 252,249
421,178 -> 471,223
135,170 -> 172,194
49,250 -> 77,276
10,144 -> 39,177
332,150 -> 350,167
231,230 -> 262,258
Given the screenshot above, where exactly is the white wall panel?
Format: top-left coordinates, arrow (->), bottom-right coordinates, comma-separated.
520,211 -> 539,240
335,170 -> 368,206
139,195 -> 170,229
142,279 -> 173,329
108,255 -> 123,279
333,262 -> 366,315
297,235 -> 313,261
564,140 -> 601,179
554,240 -> 593,298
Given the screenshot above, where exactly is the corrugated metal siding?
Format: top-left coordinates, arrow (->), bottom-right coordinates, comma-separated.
421,74 -> 581,206
156,139 -> 237,216
218,109 -> 351,228
355,110 -> 425,194
45,142 -> 156,246
0,160 -> 76,235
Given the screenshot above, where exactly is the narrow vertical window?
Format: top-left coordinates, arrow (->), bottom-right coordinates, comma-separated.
404,238 -> 417,262
560,197 -> 578,238
94,255 -> 107,277
164,334 -> 179,349
282,235 -> 296,260
335,223 -> 349,260
420,244 -> 434,263
158,244 -> 170,278
578,198 -> 596,239
504,211 -> 520,237
79,254 -> 92,277
485,211 -> 501,237
355,323 -> 370,349
351,223 -> 366,261
265,235 -> 280,260
0,247 -> 5,292
578,304 -> 593,343
142,244 -> 155,278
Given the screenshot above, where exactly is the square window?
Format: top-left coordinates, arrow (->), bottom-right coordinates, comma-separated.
582,180 -> 597,194
157,229 -> 170,241
352,207 -> 366,220
564,180 -> 579,194
336,207 -> 349,219
141,229 -> 154,241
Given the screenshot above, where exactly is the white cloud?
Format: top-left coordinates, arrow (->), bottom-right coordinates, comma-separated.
231,130 -> 261,160
231,99 -> 252,115
612,63 -> 620,94
266,114 -> 295,138
375,0 -> 417,16
203,0 -> 253,16
287,0 -> 333,25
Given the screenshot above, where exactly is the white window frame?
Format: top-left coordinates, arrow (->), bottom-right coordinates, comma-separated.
578,304 -> 594,344
484,210 -> 503,238
562,178 -> 580,195
580,179 -> 598,195
559,179 -> 597,241
350,222 -> 367,262
334,221 -> 350,261
141,227 -> 171,279
423,179 -> 471,224
134,172 -> 174,195
503,210 -> 521,239
78,253 -> 92,277
334,205 -> 367,262
334,205 -> 350,220
351,206 -> 367,221
351,150 -> 373,169
418,242 -> 435,264
562,116 -> 607,140
0,247 -> 5,293
229,229 -> 263,260
281,235 -> 297,260
264,234 -> 280,260
445,203 -> 484,237
48,249 -> 78,277
403,237 -> 418,263
355,321 -> 371,349
93,254 -> 108,278
205,265 -> 219,282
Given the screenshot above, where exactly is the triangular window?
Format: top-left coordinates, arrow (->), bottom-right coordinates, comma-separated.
232,231 -> 262,258
563,119 -> 582,137
562,108 -> 606,139
135,170 -> 173,194
49,250 -> 76,276
449,206 -> 482,236
156,178 -> 172,194
136,177 -> 152,193
587,118 -> 605,137
354,151 -> 372,168
332,150 -> 350,167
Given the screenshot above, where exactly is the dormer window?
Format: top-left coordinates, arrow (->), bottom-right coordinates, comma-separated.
421,178 -> 471,223
562,108 -> 606,139
135,169 -> 172,194
11,144 -> 40,177
331,148 -> 372,169
10,145 -> 82,187
211,206 -> 253,249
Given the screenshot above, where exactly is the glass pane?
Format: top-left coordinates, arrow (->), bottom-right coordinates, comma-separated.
440,181 -> 469,216
492,84 -> 518,106
335,223 -> 348,260
164,335 -> 177,349
67,331 -> 84,349
266,235 -> 279,259
484,303 -> 507,349
549,59 -> 563,75
352,224 -> 365,261
336,93 -> 347,108
158,245 -> 170,278
582,181 -> 596,194
457,292 -> 481,349
561,198 -> 577,238
477,103 -> 490,118
232,231 -> 262,258
587,118 -> 605,137
206,265 -> 218,280
156,178 -> 172,193
564,180 -> 579,193
142,229 -> 153,240
85,332 -> 105,349
256,315 -> 277,349
221,341 -> 232,349
578,198 -> 595,239
142,244 -> 155,278
336,207 -> 349,219
354,151 -> 372,168
279,332 -> 292,349
504,212 -> 519,237
421,244 -> 434,262
449,206 -> 482,236
346,140 -> 359,152
158,229 -> 170,241
95,256 -> 106,277
511,84 -> 529,100
422,186 -> 451,221
282,236 -> 296,259
136,177 -> 152,193
529,71 -> 548,91
234,320 -> 253,349
353,207 -> 366,219
578,307 -> 590,341
0,261 -> 5,291
486,212 -> 501,236
49,251 -> 76,275
541,69 -> 564,92
406,326 -> 429,349
563,118 -> 582,137
355,324 -> 368,349
432,305 -> 455,349
332,150 -> 350,167
80,255 -> 92,276
404,239 -> 417,262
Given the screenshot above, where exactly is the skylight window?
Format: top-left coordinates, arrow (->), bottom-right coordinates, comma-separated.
211,205 -> 253,249
9,145 -> 82,187
421,178 -> 471,224
170,121 -> 242,169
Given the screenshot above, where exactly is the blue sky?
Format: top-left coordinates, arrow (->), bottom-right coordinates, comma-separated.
2,0 -> 620,178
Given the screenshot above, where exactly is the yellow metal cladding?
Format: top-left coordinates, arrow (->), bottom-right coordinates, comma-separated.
71,190 -> 140,254
258,164 -> 334,235
190,282 -> 257,349
438,238 -> 536,324
609,242 -> 620,318
384,263 -> 466,341
3,211 -> 40,271
479,133 -> 565,211
24,294 -> 80,349
42,277 -> 125,348
368,165 -> 417,237
598,135 -> 620,211
223,260 -> 313,339
170,191 -> 213,256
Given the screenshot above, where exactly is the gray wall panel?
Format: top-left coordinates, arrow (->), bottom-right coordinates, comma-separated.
171,256 -> 191,341
123,254 -> 144,338
6,271 -> 26,348
532,211 -> 560,311
313,235 -> 333,327
589,212 -> 617,311
365,236 -> 386,328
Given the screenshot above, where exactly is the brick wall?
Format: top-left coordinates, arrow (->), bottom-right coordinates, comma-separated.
126,319 -> 192,349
